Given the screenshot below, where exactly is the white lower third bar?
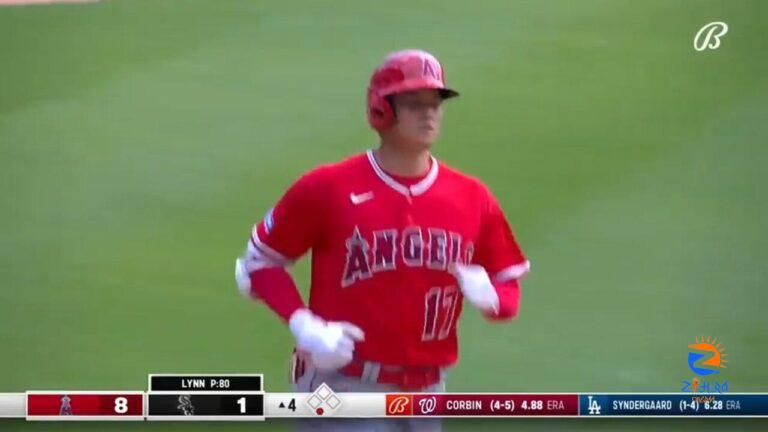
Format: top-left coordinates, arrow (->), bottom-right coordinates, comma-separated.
265,393 -> 386,417
0,393 -> 25,418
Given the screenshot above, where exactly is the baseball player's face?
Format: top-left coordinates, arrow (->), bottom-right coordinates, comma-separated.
391,89 -> 444,148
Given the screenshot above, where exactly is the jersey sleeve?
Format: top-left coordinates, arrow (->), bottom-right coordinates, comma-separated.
250,168 -> 326,263
473,186 -> 530,282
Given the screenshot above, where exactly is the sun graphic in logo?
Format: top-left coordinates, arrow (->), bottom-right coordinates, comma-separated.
687,336 -> 728,376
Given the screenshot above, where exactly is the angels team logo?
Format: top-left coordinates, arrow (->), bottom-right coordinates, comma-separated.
422,57 -> 441,81
59,394 -> 73,416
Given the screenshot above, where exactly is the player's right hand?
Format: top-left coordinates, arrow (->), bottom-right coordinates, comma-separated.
288,308 -> 365,371
450,263 -> 500,314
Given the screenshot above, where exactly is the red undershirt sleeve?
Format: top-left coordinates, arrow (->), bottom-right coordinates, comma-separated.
239,168 -> 327,323
473,185 -> 530,321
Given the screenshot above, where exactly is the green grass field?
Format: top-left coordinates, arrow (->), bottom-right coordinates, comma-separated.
1,0 -> 767,430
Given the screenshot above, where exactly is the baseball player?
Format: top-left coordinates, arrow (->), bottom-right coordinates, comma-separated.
235,49 -> 530,431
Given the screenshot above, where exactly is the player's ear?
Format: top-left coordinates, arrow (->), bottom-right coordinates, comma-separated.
385,95 -> 397,119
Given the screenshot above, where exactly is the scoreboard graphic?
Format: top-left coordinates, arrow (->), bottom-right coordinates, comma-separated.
1,374 -> 768,420
146,374 -> 264,421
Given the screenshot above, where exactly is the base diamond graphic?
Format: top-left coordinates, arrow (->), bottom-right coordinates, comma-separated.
306,383 -> 342,416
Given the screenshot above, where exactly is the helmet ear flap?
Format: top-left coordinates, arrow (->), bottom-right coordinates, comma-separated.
367,90 -> 395,131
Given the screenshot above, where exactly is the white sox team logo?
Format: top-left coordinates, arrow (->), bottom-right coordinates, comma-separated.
694,22 -> 728,51
341,226 -> 473,288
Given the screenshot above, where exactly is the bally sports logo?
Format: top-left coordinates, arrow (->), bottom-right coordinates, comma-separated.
694,22 -> 728,51
386,395 -> 412,416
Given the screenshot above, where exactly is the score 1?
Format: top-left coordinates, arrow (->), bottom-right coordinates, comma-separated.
146,392 -> 264,420
146,374 -> 264,421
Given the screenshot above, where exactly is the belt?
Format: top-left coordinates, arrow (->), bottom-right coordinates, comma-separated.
339,359 -> 443,391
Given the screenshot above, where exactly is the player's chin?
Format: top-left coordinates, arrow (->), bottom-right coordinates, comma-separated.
412,129 -> 439,146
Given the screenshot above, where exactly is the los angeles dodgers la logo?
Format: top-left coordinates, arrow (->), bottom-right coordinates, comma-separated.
587,396 -> 602,415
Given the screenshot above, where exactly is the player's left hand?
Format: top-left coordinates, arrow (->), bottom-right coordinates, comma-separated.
450,263 -> 499,314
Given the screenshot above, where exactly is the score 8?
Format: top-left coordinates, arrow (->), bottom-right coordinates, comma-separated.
114,397 -> 128,414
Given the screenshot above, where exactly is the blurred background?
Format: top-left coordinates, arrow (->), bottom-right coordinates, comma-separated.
1,0 -> 767,430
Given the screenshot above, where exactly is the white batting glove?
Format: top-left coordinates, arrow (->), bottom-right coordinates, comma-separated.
450,263 -> 499,314
288,308 -> 365,371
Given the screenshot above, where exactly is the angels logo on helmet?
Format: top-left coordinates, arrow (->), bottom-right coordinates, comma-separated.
366,49 -> 459,131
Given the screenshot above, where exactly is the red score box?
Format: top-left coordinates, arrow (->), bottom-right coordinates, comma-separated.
27,392 -> 144,420
411,394 -> 579,417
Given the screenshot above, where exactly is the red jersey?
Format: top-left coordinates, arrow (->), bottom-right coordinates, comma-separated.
251,150 -> 529,367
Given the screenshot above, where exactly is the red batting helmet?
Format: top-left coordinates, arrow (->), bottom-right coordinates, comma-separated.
366,49 -> 459,131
